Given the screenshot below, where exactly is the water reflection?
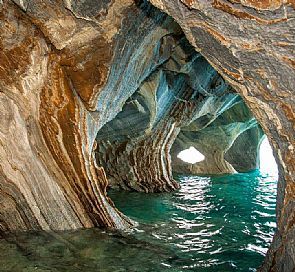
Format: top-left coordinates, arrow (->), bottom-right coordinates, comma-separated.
0,171 -> 277,272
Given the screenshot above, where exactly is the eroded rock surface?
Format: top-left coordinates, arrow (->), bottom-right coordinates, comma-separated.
171,100 -> 258,175
0,0 -> 146,232
96,37 -> 244,192
225,125 -> 265,172
148,0 -> 295,270
0,0 -> 294,271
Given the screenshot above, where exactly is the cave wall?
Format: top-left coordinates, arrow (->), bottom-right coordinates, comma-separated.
171,100 -> 258,175
95,38 -> 246,192
1,0 -> 187,232
148,1 -> 295,270
0,2 -> 92,232
1,0 -> 244,229
0,0 -> 294,270
1,0 -> 168,232
225,125 -> 265,172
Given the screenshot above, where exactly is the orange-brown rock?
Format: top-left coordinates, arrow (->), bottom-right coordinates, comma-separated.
149,0 -> 295,270
0,0 -> 294,270
0,0 -> 136,232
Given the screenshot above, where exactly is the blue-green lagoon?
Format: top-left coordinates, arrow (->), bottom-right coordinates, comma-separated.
0,171 -> 277,272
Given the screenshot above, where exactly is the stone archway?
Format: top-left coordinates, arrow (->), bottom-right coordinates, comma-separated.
0,0 -> 293,270
170,99 -> 259,175
148,1 -> 295,270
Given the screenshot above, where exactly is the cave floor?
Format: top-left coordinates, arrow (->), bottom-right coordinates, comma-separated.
0,171 -> 276,272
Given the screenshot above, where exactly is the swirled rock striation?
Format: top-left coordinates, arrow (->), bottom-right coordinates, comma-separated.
0,0 -> 294,270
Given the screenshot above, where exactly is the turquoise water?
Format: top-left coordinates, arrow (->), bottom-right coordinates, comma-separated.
0,171 -> 277,272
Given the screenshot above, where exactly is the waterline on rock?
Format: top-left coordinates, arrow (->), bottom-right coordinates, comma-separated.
0,171 -> 277,272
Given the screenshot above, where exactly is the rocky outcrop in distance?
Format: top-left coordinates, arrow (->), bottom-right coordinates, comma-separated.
171,100 -> 261,175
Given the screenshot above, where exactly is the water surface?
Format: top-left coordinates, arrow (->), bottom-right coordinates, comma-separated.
0,171 -> 277,272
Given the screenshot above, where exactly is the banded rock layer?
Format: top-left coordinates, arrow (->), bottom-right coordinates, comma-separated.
1,0 -> 166,232
171,100 -> 261,175
0,0 -> 294,271
96,42 -> 260,190
149,0 -> 295,270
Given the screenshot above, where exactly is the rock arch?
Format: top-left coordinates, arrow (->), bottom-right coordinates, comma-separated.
149,1 -> 295,270
0,0 -> 294,270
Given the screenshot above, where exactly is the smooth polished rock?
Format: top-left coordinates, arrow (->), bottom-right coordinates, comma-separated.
0,0 -> 143,232
148,0 -> 295,270
171,99 -> 258,175
0,1 -> 294,271
95,36 -> 243,192
225,125 -> 265,172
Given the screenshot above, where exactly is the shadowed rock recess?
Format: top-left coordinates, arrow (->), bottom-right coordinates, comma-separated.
0,0 -> 294,271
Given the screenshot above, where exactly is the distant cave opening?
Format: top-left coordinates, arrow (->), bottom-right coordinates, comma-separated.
171,120 -> 279,179
259,137 -> 278,178
177,146 -> 205,164
92,2 -> 279,270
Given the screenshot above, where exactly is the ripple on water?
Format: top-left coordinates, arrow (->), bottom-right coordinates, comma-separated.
0,170 -> 277,272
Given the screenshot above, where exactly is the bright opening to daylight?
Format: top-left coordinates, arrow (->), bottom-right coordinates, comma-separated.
177,146 -> 205,164
259,137 -> 278,178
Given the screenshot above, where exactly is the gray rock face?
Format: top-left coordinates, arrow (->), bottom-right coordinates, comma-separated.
148,0 -> 295,270
0,0 -> 294,270
225,125 -> 265,172
95,35 -> 252,191
171,101 -> 258,175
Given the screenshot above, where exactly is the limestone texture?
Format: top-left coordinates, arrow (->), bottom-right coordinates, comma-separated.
96,38 -> 243,192
0,0 -> 294,271
148,0 -> 295,270
171,100 -> 259,175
